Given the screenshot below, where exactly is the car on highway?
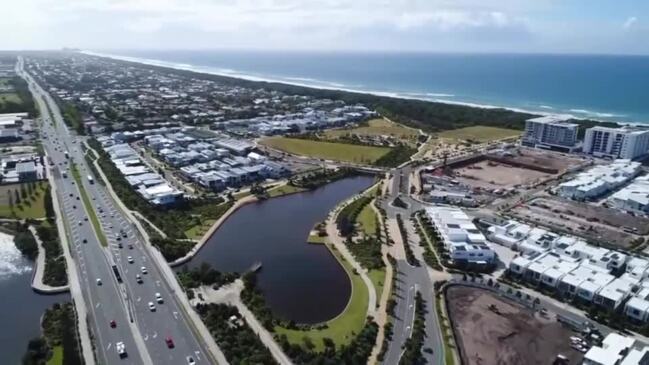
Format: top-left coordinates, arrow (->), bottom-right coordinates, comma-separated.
148,302 -> 156,311
136,274 -> 143,284
116,342 -> 127,358
127,256 -> 134,264
78,221 -> 82,226
84,217 -> 88,221
109,320 -> 116,328
82,238 -> 87,244
155,293 -> 163,304
115,233 -> 121,241
165,336 -> 174,349
187,356 -> 196,365
96,278 -> 102,285
141,266 -> 148,274
128,244 -> 134,249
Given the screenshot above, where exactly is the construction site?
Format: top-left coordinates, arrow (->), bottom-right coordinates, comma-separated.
446,286 -> 584,365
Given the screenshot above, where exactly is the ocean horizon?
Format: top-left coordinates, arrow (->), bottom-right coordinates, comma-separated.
87,50 -> 649,125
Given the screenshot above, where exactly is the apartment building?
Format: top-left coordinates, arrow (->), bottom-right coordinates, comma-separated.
522,116 -> 580,152
583,126 -> 649,160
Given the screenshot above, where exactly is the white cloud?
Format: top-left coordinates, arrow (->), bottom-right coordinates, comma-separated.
623,16 -> 637,30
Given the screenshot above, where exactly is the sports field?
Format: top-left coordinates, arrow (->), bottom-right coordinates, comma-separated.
437,126 -> 521,142
260,137 -> 391,164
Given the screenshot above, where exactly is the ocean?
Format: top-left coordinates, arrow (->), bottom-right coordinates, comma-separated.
89,50 -> 649,124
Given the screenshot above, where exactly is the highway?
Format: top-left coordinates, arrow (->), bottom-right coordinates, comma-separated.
20,59 -> 216,365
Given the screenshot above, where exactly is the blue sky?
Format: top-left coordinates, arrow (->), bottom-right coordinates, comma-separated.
2,0 -> 648,54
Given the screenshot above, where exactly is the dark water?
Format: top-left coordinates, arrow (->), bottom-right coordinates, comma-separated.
182,176 -> 374,324
101,50 -> 649,124
0,233 -> 69,365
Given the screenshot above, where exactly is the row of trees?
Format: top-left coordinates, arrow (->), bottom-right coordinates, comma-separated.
289,168 -> 360,190
88,138 -> 231,244
336,195 -> 372,237
177,262 -> 238,290
399,292 -> 428,365
396,214 -> 418,266
4,181 -> 46,216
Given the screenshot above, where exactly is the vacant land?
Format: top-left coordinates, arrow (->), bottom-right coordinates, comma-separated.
260,137 -> 391,164
454,160 -> 551,190
0,182 -> 49,219
275,248 -> 369,350
447,286 -> 583,365
438,126 -> 521,142
325,118 -> 420,139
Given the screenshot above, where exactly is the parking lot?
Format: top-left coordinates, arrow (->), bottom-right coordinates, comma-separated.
446,286 -> 584,365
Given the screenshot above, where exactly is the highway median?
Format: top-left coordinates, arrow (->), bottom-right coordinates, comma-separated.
70,163 -> 108,247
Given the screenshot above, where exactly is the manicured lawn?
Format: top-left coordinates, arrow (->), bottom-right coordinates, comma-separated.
260,137 -> 391,164
71,164 -> 107,246
325,118 -> 420,140
275,248 -> 369,351
357,203 -> 377,236
267,184 -> 306,198
307,233 -> 326,244
0,182 -> 49,219
368,268 -> 386,302
437,126 -> 521,142
184,219 -> 216,240
0,92 -> 21,105
46,346 -> 63,365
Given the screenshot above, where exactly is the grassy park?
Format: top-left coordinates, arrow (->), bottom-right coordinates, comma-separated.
260,137 -> 391,164
437,125 -> 522,142
267,183 -> 306,198
275,247 -> 369,350
357,203 -> 377,236
0,182 -> 49,219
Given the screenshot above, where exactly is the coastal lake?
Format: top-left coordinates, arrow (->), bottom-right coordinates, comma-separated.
0,232 -> 69,365
181,175 -> 375,324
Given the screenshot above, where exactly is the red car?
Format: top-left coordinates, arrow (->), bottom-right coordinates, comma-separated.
165,336 -> 174,349
109,320 -> 116,328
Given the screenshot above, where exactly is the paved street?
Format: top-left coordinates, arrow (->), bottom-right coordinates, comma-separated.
380,165 -> 445,365
21,62 -> 218,365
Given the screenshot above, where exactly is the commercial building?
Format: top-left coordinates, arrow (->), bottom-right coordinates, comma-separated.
522,116 -> 579,152
557,160 -> 641,200
425,207 -> 495,264
583,126 -> 649,160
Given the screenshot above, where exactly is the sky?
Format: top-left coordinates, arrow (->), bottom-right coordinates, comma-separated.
3,0 -> 649,55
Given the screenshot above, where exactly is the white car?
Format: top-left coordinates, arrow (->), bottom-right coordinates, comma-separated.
141,266 -> 148,274
155,293 -> 163,304
116,341 -> 126,358
127,256 -> 134,264
148,302 -> 156,311
96,278 -> 102,286
187,356 -> 196,365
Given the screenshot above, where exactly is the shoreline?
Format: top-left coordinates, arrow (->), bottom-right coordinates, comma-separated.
81,50 -> 648,127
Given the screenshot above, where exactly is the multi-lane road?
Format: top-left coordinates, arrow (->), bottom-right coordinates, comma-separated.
20,59 -> 216,365
380,166 -> 446,365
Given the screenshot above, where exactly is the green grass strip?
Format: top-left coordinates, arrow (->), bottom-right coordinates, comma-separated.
71,163 -> 107,247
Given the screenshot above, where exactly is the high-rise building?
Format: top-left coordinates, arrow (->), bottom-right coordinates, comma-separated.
583,126 -> 649,160
522,116 -> 579,152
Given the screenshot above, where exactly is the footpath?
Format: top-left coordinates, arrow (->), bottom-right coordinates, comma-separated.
192,280 -> 294,365
28,225 -> 70,294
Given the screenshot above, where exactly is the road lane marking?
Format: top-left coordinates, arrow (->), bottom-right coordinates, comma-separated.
172,311 -> 179,320
106,343 -> 111,351
95,302 -> 101,308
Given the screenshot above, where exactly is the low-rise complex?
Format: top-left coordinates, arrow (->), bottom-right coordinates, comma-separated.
425,207 -> 496,265
608,175 -> 649,215
557,160 -> 641,200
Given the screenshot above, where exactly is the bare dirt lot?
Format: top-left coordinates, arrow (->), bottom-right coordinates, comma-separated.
446,286 -> 583,365
509,196 -> 648,249
508,148 -> 586,173
454,160 -> 551,190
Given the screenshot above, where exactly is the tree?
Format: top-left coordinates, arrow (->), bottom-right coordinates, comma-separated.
20,184 -> 27,199
15,189 -> 21,205
8,192 -> 13,208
